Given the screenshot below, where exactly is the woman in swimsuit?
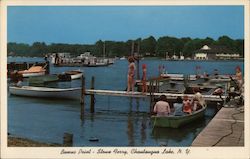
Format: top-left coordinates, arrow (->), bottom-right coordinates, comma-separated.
127,56 -> 136,92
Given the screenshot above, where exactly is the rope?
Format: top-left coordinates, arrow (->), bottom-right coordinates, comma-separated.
152,116 -> 157,131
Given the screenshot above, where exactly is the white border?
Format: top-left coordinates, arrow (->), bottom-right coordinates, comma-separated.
1,0 -> 249,159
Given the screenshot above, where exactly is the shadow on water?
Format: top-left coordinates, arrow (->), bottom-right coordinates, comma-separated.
151,118 -> 206,144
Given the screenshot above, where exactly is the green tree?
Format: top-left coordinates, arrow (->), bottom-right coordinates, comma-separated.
140,36 -> 157,56
217,35 -> 236,52
30,42 -> 48,56
182,38 -> 204,57
156,36 -> 183,57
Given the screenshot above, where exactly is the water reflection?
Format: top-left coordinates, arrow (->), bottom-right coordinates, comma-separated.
140,114 -> 147,145
127,98 -> 135,146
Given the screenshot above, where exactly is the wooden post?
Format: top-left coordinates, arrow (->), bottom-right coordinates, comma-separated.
149,80 -> 153,112
90,76 -> 95,113
63,133 -> 73,146
80,75 -> 85,120
156,79 -> 158,93
136,41 -> 140,80
45,61 -> 50,74
23,62 -> 28,70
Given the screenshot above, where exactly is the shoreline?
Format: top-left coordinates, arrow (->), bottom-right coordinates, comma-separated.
8,136 -> 62,147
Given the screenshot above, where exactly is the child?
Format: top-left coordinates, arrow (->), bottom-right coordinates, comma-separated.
142,64 -> 147,93
183,96 -> 192,114
127,56 -> 136,92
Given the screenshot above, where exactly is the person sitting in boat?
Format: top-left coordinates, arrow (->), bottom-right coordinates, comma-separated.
192,92 -> 205,111
173,96 -> 184,116
183,96 -> 192,114
212,85 -> 224,95
153,95 -> 171,116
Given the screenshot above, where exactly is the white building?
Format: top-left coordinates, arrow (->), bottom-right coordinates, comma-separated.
194,45 -> 240,60
194,45 -> 210,60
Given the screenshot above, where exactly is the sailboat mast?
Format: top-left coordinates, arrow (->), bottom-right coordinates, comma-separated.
131,41 -> 134,56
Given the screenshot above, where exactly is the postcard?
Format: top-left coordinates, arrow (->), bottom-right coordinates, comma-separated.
1,0 -> 249,159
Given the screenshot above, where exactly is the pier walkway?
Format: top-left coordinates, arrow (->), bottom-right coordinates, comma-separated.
85,89 -> 226,102
192,107 -> 244,146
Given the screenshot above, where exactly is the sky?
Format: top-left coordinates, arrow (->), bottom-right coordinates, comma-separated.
7,6 -> 244,45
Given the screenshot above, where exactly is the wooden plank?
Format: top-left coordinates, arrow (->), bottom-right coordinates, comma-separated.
85,89 -> 225,102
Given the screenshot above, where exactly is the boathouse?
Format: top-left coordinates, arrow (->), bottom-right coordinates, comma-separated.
193,45 -> 240,60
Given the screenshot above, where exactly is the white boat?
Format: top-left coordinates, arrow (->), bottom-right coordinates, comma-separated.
88,62 -> 108,67
9,86 -> 81,100
18,66 -> 46,78
160,73 -> 196,81
65,70 -> 83,80
21,72 -> 45,78
120,56 -> 126,60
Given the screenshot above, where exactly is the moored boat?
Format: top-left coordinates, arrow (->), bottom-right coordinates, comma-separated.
29,75 -> 59,84
151,105 -> 206,128
18,66 -> 46,77
9,86 -> 81,100
65,70 -> 83,80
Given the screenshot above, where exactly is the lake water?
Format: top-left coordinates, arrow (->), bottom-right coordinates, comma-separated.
7,57 -> 244,146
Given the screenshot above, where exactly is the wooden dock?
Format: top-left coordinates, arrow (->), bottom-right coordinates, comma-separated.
85,89 -> 225,102
192,107 -> 244,146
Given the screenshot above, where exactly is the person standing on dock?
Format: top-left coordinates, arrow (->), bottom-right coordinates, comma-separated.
141,64 -> 147,93
153,95 -> 171,116
127,56 -> 136,92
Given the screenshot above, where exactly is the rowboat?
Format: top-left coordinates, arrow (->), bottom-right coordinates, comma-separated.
18,66 -> 46,77
29,75 -> 59,84
65,70 -> 83,80
9,86 -> 81,100
151,105 -> 206,128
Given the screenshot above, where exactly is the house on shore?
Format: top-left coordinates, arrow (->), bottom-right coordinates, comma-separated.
193,45 -> 240,60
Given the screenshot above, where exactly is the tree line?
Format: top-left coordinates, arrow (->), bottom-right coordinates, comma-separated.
7,35 -> 244,58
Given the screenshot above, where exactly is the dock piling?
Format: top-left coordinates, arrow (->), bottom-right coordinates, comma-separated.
149,80 -> 153,112
80,75 -> 85,120
90,76 -> 95,113
45,61 -> 50,74
63,133 -> 73,146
